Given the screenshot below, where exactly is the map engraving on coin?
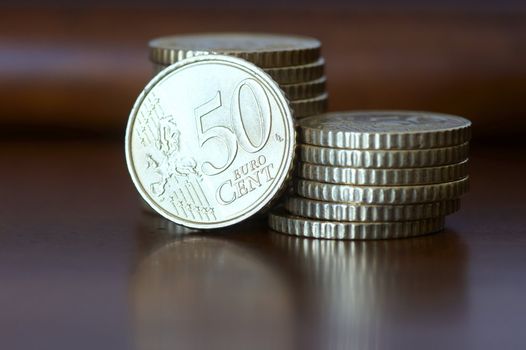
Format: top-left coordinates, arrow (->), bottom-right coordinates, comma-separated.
126,55 -> 295,228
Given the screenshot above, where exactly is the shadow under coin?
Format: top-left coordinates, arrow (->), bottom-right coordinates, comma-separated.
269,228 -> 469,350
131,213 -> 300,350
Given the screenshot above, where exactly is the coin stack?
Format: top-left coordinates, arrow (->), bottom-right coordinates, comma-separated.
269,111 -> 472,240
148,33 -> 328,118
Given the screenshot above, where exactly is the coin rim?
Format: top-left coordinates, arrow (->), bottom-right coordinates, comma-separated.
291,92 -> 329,118
297,159 -> 469,185
299,111 -> 472,149
125,54 -> 296,229
268,209 -> 445,240
299,142 -> 470,167
260,58 -> 325,84
149,32 -> 321,68
153,64 -> 327,100
281,76 -> 327,100
295,176 -> 470,204
153,58 -> 325,85
284,196 -> 460,221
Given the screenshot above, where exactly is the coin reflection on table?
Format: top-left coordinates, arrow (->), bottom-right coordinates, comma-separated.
133,213 -> 468,349
132,213 -> 296,350
270,230 -> 468,349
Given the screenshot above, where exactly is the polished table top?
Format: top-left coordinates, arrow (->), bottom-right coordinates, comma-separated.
0,140 -> 524,349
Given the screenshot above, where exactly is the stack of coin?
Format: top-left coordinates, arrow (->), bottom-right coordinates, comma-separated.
269,111 -> 472,240
149,33 -> 328,118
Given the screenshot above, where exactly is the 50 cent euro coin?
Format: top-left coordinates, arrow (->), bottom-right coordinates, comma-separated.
126,55 -> 295,229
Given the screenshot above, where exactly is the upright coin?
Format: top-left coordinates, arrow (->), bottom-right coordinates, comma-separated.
149,33 -> 321,68
126,55 -> 295,229
299,111 -> 471,149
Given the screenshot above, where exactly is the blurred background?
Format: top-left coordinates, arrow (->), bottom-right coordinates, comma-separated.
1,0 -> 525,144
2,2 -> 526,349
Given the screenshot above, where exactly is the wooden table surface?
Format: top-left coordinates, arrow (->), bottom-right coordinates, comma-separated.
0,140 -> 524,349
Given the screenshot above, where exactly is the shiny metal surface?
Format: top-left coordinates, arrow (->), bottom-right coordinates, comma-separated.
149,33 -> 321,67
290,92 -> 329,118
281,77 -> 327,100
299,142 -> 470,168
299,111 -> 472,149
285,196 -> 460,221
260,58 -> 325,84
298,160 -> 468,185
155,59 -> 325,85
295,176 -> 470,204
153,66 -> 327,100
268,209 -> 445,239
126,55 -> 295,228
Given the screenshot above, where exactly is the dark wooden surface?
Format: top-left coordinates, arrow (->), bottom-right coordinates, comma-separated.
0,140 -> 524,349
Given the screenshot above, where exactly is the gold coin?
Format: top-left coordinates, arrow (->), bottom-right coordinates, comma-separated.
269,209 -> 445,240
126,55 -> 295,229
297,160 -> 468,185
291,93 -> 328,118
295,176 -> 469,204
153,63 -> 327,101
149,33 -> 321,68
284,196 -> 460,221
282,77 -> 326,100
299,111 -> 471,149
264,58 -> 324,84
154,63 -> 326,100
300,142 -> 469,168
154,60 -> 325,84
